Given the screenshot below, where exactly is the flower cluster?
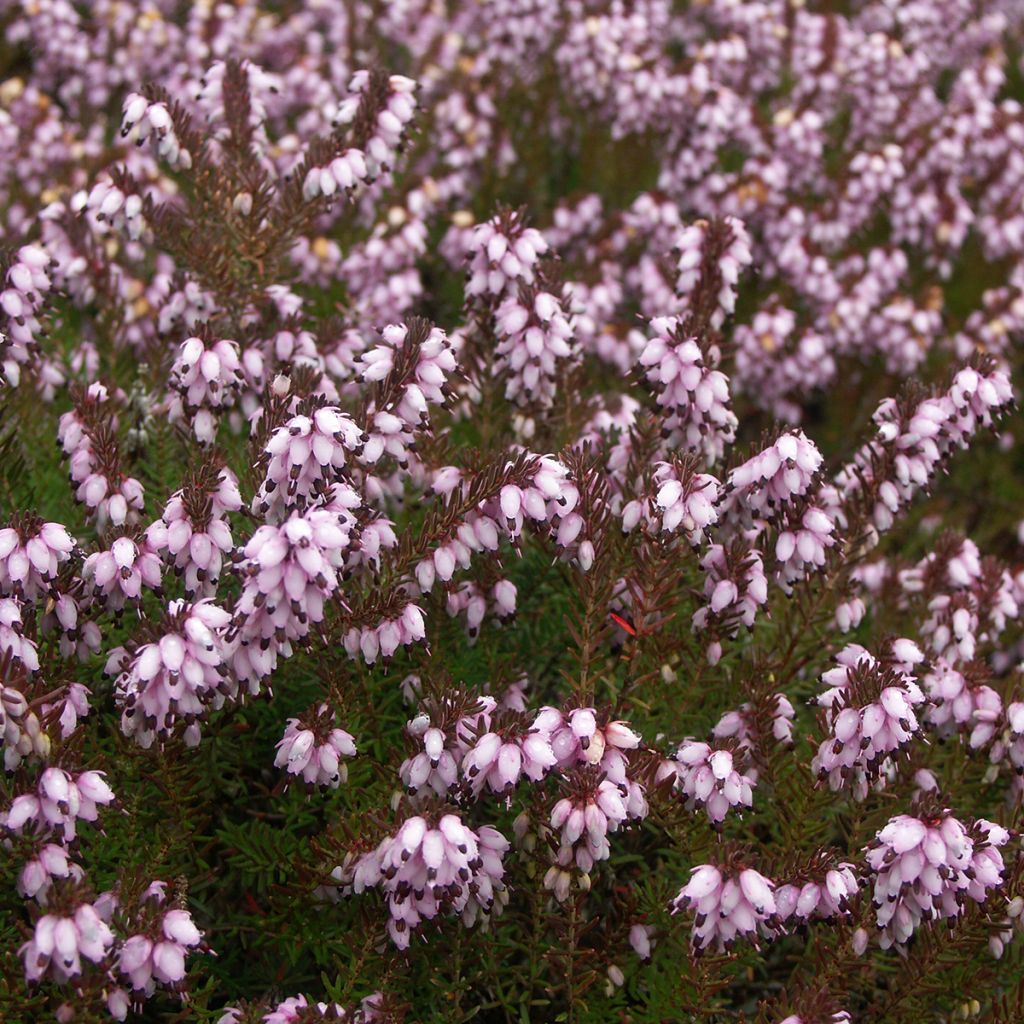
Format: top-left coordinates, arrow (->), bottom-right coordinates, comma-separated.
813,642 -> 926,798
58,385 -> 146,529
229,509 -> 353,688
774,853 -> 858,926
637,315 -> 737,460
167,335 -> 243,444
671,859 -> 776,952
0,517 -> 75,602
673,739 -> 756,824
865,809 -> 1009,949
346,813 -> 508,950
107,600 -> 232,749
1,245 -> 52,386
547,774 -> 633,881
274,704 -> 357,788
145,464 -> 241,597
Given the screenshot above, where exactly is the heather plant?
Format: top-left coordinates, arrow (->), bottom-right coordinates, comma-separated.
4,2 -> 1024,1023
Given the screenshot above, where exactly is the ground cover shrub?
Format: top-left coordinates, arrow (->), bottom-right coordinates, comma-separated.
3,2 -> 1024,1022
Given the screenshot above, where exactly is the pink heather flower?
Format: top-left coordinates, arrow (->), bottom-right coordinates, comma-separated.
813,642 -> 925,796
674,740 -> 755,824
57,387 -> 144,520
851,395 -> 956,534
82,534 -> 162,612
838,361 -> 1012,536
168,335 -> 243,443
547,776 -> 632,882
779,1013 -> 851,1024
900,536 -> 983,594
494,675 -> 530,712
886,637 -> 927,675
1,673 -> 48,771
292,235 -> 345,289
992,701 -> 1024,782
193,61 -> 281,161
920,593 -> 980,661
1,244 -> 52,386
253,406 -> 364,519
493,456 -> 579,544
146,466 -> 241,596
966,820 -> 1011,904
494,286 -> 576,408
441,581 -> 487,640
673,216 -> 752,330
626,458 -> 719,543
414,510 -> 504,595
492,578 -> 518,617
336,70 -> 417,177
713,694 -> 796,758
924,660 -> 1003,748
865,809 -> 1007,948
220,990 -> 388,1024
1,597 -> 41,672
671,862 -> 776,952
775,504 -> 836,586
303,68 -> 411,197
441,578 -> 517,642
17,844 -> 75,903
629,923 -> 654,960
913,547 -> 1018,664
564,277 -> 637,371
465,209 -> 548,301
834,595 -> 866,633
774,856 -> 859,924
462,713 -> 557,798
725,431 -> 822,523
255,994 -> 352,1024
536,706 -> 642,774
913,768 -> 941,797
118,901 -> 203,993
109,599 -> 232,749
5,7 -> 1024,1012
274,705 -> 356,788
77,179 -> 147,241
230,507 -> 354,689
82,474 -> 146,531
0,518 -> 75,602
3,768 -> 115,842
303,149 -> 370,201
57,383 -> 110,454
733,303 -> 834,423
57,386 -> 146,528
342,511 -> 396,573
948,539 -> 984,588
990,893 -> 1024,960
20,901 -> 114,983
39,589 -> 102,663
416,538 -> 473,592
948,362 -> 1014,433
692,541 -> 768,636
50,682 -> 92,739
357,320 -> 458,462
637,315 -> 737,461
121,92 -> 191,169
342,603 -> 426,665
349,813 -> 508,949
400,705 -> 471,797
